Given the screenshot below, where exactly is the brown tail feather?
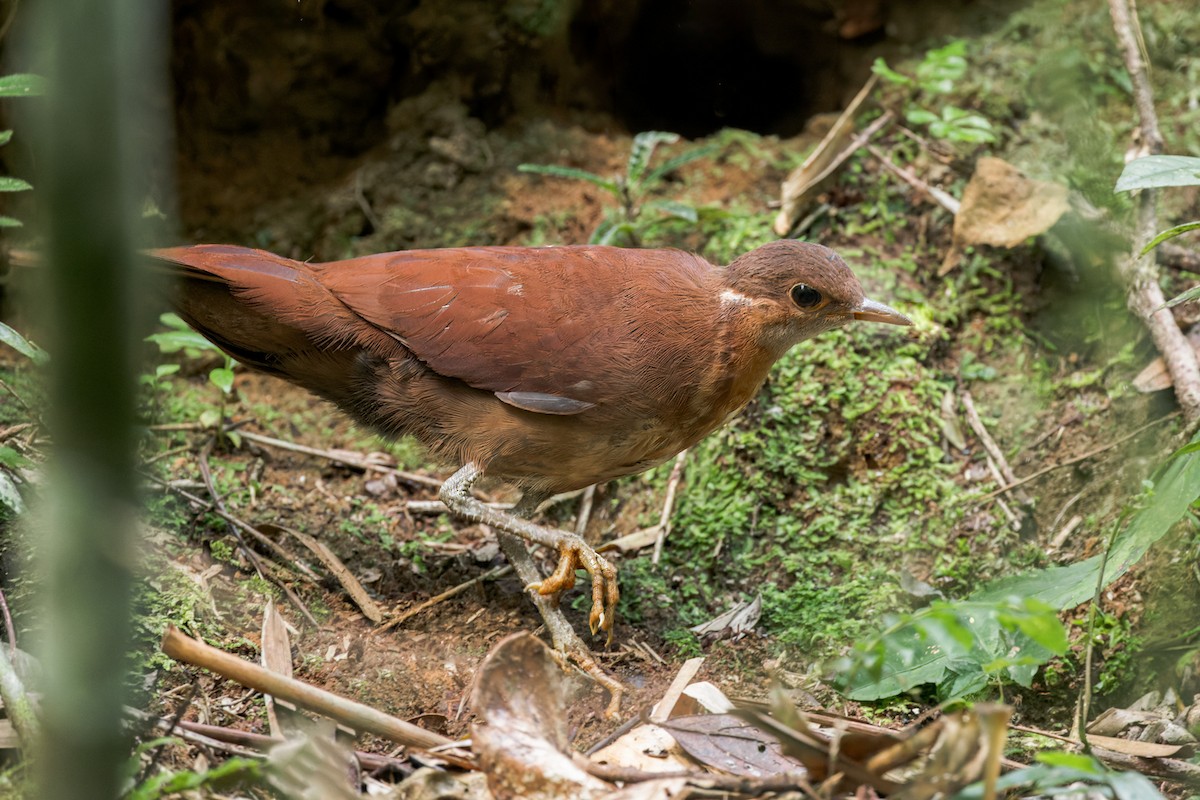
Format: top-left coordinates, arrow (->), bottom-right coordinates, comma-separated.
150,245 -> 369,403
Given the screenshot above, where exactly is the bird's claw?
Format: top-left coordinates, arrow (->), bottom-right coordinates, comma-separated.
526,533 -> 619,642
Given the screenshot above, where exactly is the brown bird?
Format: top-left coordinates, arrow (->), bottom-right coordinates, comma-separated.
155,239 -> 910,713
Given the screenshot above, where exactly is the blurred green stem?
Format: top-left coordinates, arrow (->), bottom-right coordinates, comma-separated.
32,0 -> 167,797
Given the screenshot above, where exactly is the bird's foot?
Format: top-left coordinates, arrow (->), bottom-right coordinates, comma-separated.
526,532 -> 619,641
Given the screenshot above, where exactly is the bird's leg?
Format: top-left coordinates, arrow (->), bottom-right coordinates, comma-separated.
439,464 -> 623,716
439,463 -> 619,637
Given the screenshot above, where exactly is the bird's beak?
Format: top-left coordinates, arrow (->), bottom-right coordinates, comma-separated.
853,298 -> 911,326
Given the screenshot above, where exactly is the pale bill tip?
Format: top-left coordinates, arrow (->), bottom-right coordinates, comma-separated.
854,298 -> 912,326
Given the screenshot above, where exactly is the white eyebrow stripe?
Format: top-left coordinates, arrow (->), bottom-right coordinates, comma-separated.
720,289 -> 755,306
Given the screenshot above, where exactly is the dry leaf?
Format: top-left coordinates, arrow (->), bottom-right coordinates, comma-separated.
1089,735 -> 1184,758
261,598 -> 294,738
659,714 -> 806,778
774,75 -> 879,235
941,157 -> 1070,275
689,595 -> 761,639
590,724 -> 695,774
472,633 -> 610,800
1133,326 -> 1200,392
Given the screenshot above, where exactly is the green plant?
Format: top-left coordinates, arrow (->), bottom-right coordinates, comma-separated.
835,596 -> 1068,702
954,751 -> 1163,800
145,313 -> 240,438
122,738 -> 263,799
873,41 -> 997,145
0,74 -> 47,229
518,130 -> 711,245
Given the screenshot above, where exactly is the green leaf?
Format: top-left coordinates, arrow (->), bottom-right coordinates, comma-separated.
974,429 -> 1200,610
0,321 -> 49,364
155,364 -> 181,380
1115,155 -> 1200,192
904,108 -> 939,125
0,74 -> 47,98
627,131 -> 680,184
645,199 -> 699,223
0,176 -> 32,192
838,597 -> 1064,701
640,144 -> 717,188
0,446 -> 30,469
871,57 -> 912,86
591,219 -> 633,246
0,130 -> 13,146
518,163 -> 619,195
1162,282 -> 1200,310
1141,220 -> 1200,256
209,367 -> 235,395
0,216 -> 23,228
146,329 -> 215,355
1035,752 -> 1102,771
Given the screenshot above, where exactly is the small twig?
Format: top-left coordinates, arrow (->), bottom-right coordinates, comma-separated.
130,711 -> 415,774
1077,514 -> 1122,747
651,449 -> 689,565
235,430 -> 443,490
1158,243 -> 1200,275
962,393 -> 1018,485
866,143 -> 961,215
142,444 -> 193,466
973,411 -> 1179,502
281,525 -> 385,624
0,377 -> 32,413
574,484 -> 596,536
198,438 -> 319,627
370,565 -> 512,637
353,168 -> 383,234
579,759 -> 818,796
0,587 -> 16,661
143,472 -> 322,584
161,625 -> 456,752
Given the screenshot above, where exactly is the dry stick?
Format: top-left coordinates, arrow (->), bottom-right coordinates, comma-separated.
649,656 -> 704,723
973,411 -> 1179,503
574,484 -> 596,536
143,472 -> 322,585
866,143 -> 962,215
197,439 -> 320,627
370,565 -> 512,637
1109,0 -> 1200,423
961,393 -> 1019,487
0,587 -> 16,661
161,625 -> 455,751
235,430 -> 443,490
651,449 -> 689,565
1159,242 -> 1200,275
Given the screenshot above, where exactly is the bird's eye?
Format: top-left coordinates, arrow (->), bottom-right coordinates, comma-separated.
790,283 -> 824,309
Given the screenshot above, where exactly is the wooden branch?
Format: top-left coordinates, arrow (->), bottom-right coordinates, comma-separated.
1108,0 -> 1200,422
161,625 -> 454,751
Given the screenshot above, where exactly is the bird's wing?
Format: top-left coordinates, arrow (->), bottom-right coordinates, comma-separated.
317,245 -> 712,409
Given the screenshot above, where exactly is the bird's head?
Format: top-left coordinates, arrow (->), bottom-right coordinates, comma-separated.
723,239 -> 910,350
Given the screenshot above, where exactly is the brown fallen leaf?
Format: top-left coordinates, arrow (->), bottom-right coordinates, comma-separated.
1086,735 -> 1184,758
261,598 -> 294,739
941,157 -> 1070,275
472,633 -> 610,800
658,714 -> 807,779
689,595 -> 761,640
